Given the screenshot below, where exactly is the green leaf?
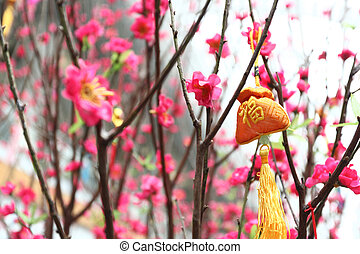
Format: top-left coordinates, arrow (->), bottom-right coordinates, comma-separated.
17,210 -> 32,225
68,110 -> 84,134
31,214 -> 48,224
29,203 -> 37,219
119,50 -> 132,65
249,224 -> 258,239
351,93 -> 360,117
113,210 -> 121,221
342,22 -> 356,30
330,122 -> 358,128
81,36 -> 90,52
289,114 -> 299,129
293,118 -> 313,130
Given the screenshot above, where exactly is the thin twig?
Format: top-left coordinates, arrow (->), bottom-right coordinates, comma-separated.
54,0 -> 79,67
238,141 -> 260,236
0,24 -> 68,239
155,0 -> 174,239
331,57 -> 357,157
174,199 -> 187,239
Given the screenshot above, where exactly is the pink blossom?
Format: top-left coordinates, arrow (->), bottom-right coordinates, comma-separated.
338,49 -> 355,61
11,227 -> 44,239
186,71 -> 222,108
0,182 -> 15,195
298,67 -> 309,80
141,124 -> 152,133
63,59 -> 116,126
229,166 -> 250,185
65,161 -> 82,172
130,15 -> 155,42
338,164 -> 360,194
136,174 -> 162,200
318,51 -> 327,60
306,157 -> 360,194
17,187 -> 36,206
104,37 -> 132,54
123,52 -> 141,73
242,22 -> 276,56
329,88 -> 343,107
244,219 -> 258,234
93,226 -> 106,239
224,204 -> 242,221
297,79 -> 310,93
235,12 -> 249,21
282,86 -> 296,101
156,151 -> 176,173
327,141 -> 346,160
151,94 -> 174,128
205,34 -> 230,58
110,163 -> 122,180
122,139 -> 134,152
0,201 -> 15,217
129,0 -> 168,16
75,19 -> 104,45
288,228 -> 298,239
129,219 -> 147,235
84,138 -> 97,155
258,65 -> 287,89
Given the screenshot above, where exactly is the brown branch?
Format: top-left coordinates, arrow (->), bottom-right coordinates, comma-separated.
174,199 -> 187,239
154,0 -> 174,239
238,141 -> 260,235
54,0 -> 79,67
95,122 -> 114,239
0,24 -> 68,239
331,57 -> 358,157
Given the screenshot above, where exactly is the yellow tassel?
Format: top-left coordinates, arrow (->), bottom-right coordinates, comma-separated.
2,1 -> 16,38
255,144 -> 288,239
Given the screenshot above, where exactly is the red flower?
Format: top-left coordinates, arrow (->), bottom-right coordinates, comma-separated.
297,79 -> 310,93
235,12 -> 249,21
298,67 -> 309,80
306,157 -> 360,194
151,94 -> 174,128
65,161 -> 82,172
338,49 -> 355,61
75,19 -> 104,45
156,150 -> 176,173
104,37 -> 132,54
136,175 -> 162,200
318,51 -> 327,60
186,71 -> 222,108
242,22 -> 276,56
205,33 -> 230,58
17,187 -> 36,206
130,15 -> 155,42
63,59 -> 116,126
229,166 -> 250,185
0,182 -> 15,195
327,141 -> 346,160
0,201 -> 15,217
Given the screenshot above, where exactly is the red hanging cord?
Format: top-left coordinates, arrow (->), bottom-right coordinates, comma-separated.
305,202 -> 317,239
